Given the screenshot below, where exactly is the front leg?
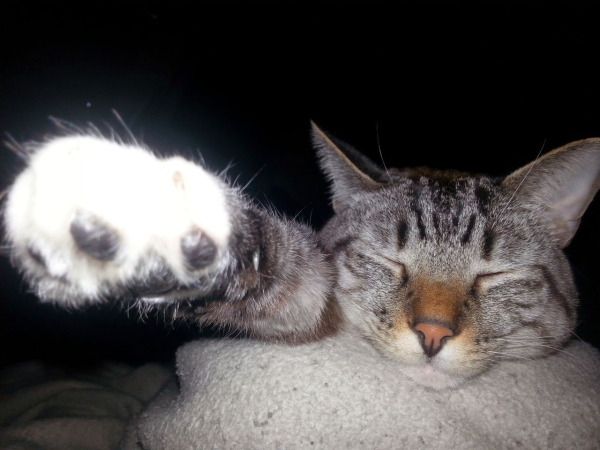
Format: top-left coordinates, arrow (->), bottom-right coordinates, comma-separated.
3,136 -> 336,341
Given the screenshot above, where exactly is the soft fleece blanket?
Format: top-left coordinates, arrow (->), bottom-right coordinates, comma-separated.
0,361 -> 173,450
1,335 -> 599,449
128,333 -> 600,450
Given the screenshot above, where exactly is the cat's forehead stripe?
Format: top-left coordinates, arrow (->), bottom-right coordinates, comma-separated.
394,176 -> 498,253
461,214 -> 477,245
397,221 -> 409,250
482,228 -> 495,260
415,208 -> 427,240
474,184 -> 491,216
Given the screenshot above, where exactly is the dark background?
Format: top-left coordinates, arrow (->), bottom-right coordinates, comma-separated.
1,1 -> 599,368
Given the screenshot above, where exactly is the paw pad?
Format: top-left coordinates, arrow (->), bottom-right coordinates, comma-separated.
181,228 -> 217,270
70,210 -> 120,261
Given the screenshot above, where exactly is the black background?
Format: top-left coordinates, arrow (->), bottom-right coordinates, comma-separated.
1,1 -> 599,368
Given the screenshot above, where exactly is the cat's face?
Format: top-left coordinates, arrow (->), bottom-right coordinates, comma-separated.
323,174 -> 577,389
314,125 -> 599,389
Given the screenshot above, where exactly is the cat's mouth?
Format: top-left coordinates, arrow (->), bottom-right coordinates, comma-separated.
394,341 -> 483,390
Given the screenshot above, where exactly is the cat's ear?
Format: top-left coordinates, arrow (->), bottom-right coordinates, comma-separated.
503,138 -> 600,248
311,122 -> 387,212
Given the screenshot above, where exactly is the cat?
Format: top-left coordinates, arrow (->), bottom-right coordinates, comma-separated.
3,122 -> 599,389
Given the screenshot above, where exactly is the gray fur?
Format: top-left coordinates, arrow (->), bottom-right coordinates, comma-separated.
5,125 -> 600,388
315,125 -> 600,387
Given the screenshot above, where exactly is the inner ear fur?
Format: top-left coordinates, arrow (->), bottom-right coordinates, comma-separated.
503,138 -> 600,248
311,122 -> 386,212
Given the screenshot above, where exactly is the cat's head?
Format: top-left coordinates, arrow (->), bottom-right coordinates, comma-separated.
314,123 -> 600,389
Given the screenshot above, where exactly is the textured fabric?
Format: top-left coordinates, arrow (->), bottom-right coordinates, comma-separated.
0,361 -> 173,450
130,334 -> 600,450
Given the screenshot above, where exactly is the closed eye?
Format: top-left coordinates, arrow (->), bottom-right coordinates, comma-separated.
377,255 -> 407,277
473,271 -> 511,290
476,271 -> 507,279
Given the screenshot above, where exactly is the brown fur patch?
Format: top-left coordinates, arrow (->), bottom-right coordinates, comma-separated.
411,279 -> 467,329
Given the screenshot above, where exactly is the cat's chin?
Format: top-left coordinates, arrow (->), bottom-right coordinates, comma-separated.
400,364 -> 468,390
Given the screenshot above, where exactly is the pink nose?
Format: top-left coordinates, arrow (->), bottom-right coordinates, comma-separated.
413,322 -> 454,358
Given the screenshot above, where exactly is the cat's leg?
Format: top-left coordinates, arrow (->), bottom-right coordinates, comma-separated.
4,136 -> 335,341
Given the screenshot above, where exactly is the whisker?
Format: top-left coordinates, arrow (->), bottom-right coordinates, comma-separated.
502,343 -> 586,363
568,329 -> 585,343
493,327 -> 582,343
483,351 -> 536,362
240,164 -> 266,192
493,139 -> 546,228
494,336 -> 559,342
292,203 -> 312,221
375,121 -> 391,182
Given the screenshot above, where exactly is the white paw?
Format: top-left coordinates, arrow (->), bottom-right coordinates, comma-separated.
4,136 -> 232,305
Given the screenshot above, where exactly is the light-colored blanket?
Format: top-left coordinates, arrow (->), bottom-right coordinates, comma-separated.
130,334 -> 600,450
0,361 -> 173,450
2,335 -> 599,449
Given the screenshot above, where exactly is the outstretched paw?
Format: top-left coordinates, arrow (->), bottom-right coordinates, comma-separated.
4,136 -> 232,305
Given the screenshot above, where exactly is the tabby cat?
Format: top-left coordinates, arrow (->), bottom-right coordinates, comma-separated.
4,123 -> 599,389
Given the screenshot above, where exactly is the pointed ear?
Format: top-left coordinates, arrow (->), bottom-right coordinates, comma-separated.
503,138 -> 600,248
311,122 -> 386,212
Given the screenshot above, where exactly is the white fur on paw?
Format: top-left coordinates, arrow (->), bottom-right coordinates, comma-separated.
4,136 -> 231,304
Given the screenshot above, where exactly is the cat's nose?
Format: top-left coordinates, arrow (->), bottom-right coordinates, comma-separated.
413,322 -> 454,358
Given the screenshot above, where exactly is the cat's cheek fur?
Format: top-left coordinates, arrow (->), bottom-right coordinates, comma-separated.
4,136 -> 232,305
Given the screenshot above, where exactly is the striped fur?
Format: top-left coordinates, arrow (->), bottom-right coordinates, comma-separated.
4,123 -> 600,389
316,128 -> 600,388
